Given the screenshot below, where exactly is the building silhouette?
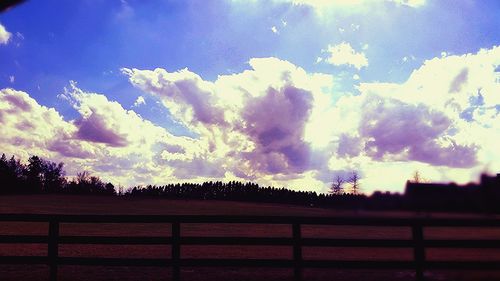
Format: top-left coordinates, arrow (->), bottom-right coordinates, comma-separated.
405,173 -> 500,212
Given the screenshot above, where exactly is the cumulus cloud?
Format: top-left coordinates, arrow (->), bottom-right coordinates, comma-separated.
0,88 -> 76,159
0,84 -> 221,187
316,47 -> 499,191
61,82 -> 133,147
326,46 -> 500,190
123,57 -> 335,189
359,94 -> 477,167
322,42 -> 368,69
0,23 -> 12,45
241,85 -> 314,174
2,45 -> 499,193
133,96 -> 146,107
121,67 -> 226,129
121,47 -> 500,192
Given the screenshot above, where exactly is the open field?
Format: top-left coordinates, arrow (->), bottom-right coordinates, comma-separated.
1,195 -> 500,280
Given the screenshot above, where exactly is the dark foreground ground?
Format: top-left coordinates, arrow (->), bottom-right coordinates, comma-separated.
1,195 -> 500,281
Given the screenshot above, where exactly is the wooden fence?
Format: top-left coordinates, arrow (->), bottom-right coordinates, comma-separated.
1,214 -> 500,281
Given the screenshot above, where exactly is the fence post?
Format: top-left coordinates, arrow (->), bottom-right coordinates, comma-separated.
172,222 -> 181,281
48,220 -> 59,281
412,224 -> 425,281
292,223 -> 302,281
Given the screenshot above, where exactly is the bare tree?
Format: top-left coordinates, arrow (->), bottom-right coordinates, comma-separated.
348,171 -> 361,194
411,170 -> 429,183
412,170 -> 421,183
330,175 -> 344,195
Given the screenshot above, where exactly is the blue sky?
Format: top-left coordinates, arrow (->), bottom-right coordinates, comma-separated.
1,0 -> 499,193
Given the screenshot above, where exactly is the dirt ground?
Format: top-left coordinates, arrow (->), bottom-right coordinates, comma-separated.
1,195 -> 500,281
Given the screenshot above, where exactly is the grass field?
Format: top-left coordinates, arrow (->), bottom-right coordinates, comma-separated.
1,195 -> 500,281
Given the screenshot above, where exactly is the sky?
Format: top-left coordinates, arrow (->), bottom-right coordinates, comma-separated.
0,0 -> 499,194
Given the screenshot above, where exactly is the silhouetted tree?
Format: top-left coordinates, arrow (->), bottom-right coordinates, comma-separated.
105,182 -> 116,195
65,171 -> 114,195
0,154 -> 24,193
25,156 -> 44,193
348,171 -> 361,194
412,170 -> 422,183
42,161 -> 66,193
0,154 -> 66,194
330,175 -> 344,195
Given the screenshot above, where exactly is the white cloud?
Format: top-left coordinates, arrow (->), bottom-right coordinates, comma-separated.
133,96 -> 146,107
0,84 -> 217,187
325,46 -> 500,190
322,42 -> 368,69
0,88 -> 77,159
2,45 -> 499,194
123,58 -> 334,192
122,47 -> 500,193
392,0 -> 426,8
121,67 -> 226,131
0,23 -> 12,45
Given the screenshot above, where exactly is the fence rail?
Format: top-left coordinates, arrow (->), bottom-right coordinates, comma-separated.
1,214 -> 500,281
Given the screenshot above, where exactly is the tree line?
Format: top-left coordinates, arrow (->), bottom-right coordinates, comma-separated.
126,181 -> 369,208
0,153 -> 380,209
1,152 -> 499,213
0,154 -> 115,195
